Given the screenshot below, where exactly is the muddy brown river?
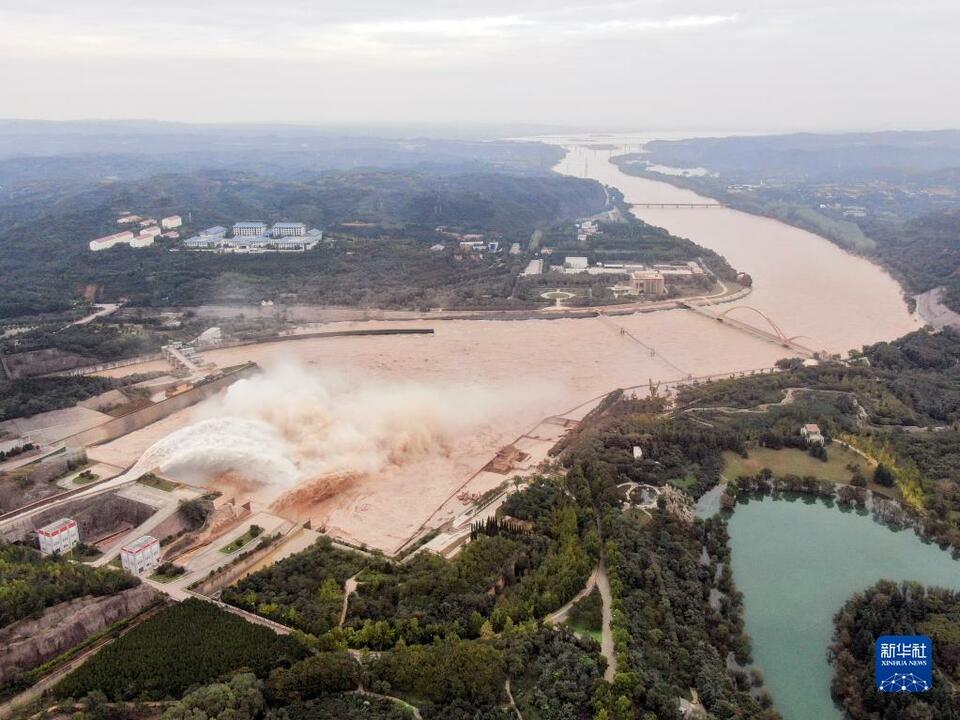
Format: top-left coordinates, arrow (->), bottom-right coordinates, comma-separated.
552,137 -> 918,354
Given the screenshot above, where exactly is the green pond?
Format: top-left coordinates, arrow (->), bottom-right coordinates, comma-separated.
722,495 -> 960,720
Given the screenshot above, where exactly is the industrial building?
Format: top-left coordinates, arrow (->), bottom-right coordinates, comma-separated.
37,517 -> 80,556
161,215 -> 183,230
120,535 -> 161,576
233,222 -> 267,237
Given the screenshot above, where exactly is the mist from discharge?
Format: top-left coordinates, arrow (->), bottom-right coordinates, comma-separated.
133,363 -> 548,504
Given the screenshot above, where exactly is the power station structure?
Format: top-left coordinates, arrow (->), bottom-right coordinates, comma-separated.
120,535 -> 161,576
37,517 -> 80,556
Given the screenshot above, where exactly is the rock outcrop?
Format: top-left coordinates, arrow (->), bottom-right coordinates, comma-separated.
0,584 -> 158,684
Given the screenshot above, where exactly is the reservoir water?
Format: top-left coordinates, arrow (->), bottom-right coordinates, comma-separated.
726,497 -> 960,720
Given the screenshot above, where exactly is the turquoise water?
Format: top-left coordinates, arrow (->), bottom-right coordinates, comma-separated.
726,496 -> 960,720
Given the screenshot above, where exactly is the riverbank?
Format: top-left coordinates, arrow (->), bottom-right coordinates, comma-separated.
607,154 -> 933,318
551,141 -> 918,355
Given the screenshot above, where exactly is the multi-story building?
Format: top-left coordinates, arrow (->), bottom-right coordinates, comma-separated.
630,270 -> 666,296
183,226 -> 227,249
185,225 -> 321,253
271,222 -> 306,238
120,535 -> 161,576
90,230 -> 135,252
161,215 -> 183,230
37,517 -> 80,556
232,222 -> 267,237
221,236 -> 270,253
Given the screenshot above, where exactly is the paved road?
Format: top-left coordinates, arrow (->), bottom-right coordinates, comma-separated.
70,303 -> 122,327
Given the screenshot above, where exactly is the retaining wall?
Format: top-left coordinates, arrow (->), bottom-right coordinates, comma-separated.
60,364 -> 260,449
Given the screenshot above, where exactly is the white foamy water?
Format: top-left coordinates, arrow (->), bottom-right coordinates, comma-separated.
132,416 -> 301,493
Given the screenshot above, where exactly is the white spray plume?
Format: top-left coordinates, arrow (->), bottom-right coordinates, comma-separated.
134,362 -> 554,502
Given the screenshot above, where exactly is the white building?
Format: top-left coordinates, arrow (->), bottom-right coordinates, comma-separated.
273,237 -> 319,252
183,235 -> 219,250
233,222 -> 267,237
564,256 -> 589,271
271,222 -> 306,238
202,226 -> 227,239
801,424 -> 825,445
185,225 -> 320,253
221,236 -> 271,253
521,259 -> 544,276
117,215 -> 141,225
183,226 -> 227,250
630,270 -> 666,295
37,517 -> 80,556
130,233 -> 156,248
120,535 -> 161,576
90,230 -> 135,251
161,215 -> 183,230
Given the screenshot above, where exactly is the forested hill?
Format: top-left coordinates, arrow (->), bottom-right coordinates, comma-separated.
0,167 -> 607,318
639,130 -> 960,181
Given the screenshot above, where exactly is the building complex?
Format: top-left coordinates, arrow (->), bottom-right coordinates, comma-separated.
91,210 -> 187,251
184,221 -> 323,253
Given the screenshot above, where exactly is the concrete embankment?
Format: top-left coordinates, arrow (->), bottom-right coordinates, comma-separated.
44,327 -> 436,378
59,363 -> 260,448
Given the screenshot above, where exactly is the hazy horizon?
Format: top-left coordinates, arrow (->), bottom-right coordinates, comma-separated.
1,1 -> 958,133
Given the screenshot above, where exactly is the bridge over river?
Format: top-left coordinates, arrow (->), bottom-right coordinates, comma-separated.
680,300 -> 819,358
633,202 -> 720,209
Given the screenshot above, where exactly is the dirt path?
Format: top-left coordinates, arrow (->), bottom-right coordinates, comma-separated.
545,565 -> 598,625
353,689 -> 422,719
596,559 -> 617,682
504,678 -> 523,720
339,573 -> 361,627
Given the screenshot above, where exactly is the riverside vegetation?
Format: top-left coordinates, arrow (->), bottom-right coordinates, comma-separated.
47,324 -> 960,718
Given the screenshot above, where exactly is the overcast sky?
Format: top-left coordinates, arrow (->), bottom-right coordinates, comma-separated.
0,1 -> 957,132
